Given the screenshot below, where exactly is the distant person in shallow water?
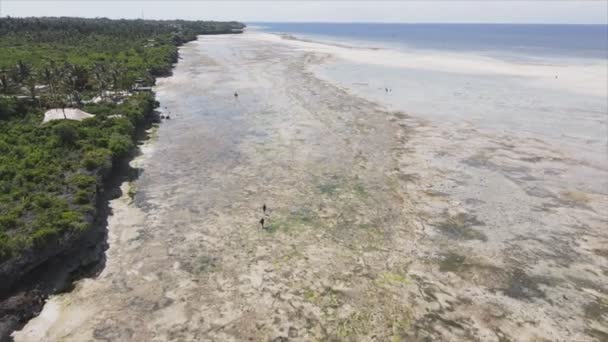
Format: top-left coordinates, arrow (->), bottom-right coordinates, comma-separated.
234,91 -> 238,98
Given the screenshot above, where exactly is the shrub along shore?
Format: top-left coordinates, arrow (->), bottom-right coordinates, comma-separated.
0,17 -> 244,338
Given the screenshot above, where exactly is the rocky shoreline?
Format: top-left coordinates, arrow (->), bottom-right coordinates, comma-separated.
0,120 -> 153,341
13,32 -> 606,341
0,29 -> 248,340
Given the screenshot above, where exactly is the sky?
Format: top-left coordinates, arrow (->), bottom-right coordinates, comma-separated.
1,1 -> 607,24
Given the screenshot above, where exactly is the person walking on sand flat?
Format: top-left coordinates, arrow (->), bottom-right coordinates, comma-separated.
260,217 -> 265,229
263,203 -> 267,215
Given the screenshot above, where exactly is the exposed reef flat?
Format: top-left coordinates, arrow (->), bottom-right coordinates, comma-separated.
15,33 -> 608,341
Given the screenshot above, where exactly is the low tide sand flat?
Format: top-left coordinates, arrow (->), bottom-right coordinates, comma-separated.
15,32 -> 608,341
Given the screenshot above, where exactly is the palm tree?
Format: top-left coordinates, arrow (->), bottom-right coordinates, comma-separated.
92,62 -> 108,99
15,60 -> 31,84
70,65 -> 89,93
40,62 -> 67,116
25,74 -> 37,101
42,63 -> 56,99
60,66 -> 79,117
0,67 -> 10,94
60,63 -> 87,107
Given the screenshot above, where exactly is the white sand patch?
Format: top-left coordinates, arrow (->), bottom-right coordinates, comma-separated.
13,300 -> 60,341
13,296 -> 95,342
43,108 -> 94,123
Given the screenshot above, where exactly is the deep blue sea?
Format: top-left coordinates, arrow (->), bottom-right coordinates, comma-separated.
253,23 -> 608,60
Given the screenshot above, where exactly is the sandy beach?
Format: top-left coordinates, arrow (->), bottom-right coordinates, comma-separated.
14,32 -> 608,341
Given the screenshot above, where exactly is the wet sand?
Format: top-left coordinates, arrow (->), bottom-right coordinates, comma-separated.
14,33 -> 608,341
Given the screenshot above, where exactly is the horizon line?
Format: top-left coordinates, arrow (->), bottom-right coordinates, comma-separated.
0,17 -> 606,25
247,21 -> 608,25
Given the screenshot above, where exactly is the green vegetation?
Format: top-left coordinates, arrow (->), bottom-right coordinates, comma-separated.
0,17 -> 244,262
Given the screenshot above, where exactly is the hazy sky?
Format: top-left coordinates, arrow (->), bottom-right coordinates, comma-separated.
2,1 -> 607,24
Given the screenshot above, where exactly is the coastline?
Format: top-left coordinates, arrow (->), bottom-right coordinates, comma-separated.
0,29 -> 243,341
0,105 -> 159,342
10,127 -> 159,342
13,31 -> 608,341
255,31 -> 607,161
253,31 -> 607,97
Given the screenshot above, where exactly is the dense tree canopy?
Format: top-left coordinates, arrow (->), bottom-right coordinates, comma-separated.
0,17 -> 244,261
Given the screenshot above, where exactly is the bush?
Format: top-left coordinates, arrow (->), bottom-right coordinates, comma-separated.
82,148 -> 112,170
0,233 -> 14,261
69,173 -> 97,190
32,194 -> 54,209
0,214 -> 19,231
0,164 -> 15,181
30,228 -> 59,247
110,117 -> 135,136
59,210 -> 86,230
74,189 -> 91,204
77,204 -> 96,216
0,98 -> 16,121
52,122 -> 78,146
108,133 -> 134,158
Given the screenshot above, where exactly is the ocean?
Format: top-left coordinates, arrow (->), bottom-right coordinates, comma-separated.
15,25 -> 608,342
253,22 -> 608,60
251,23 -> 608,162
